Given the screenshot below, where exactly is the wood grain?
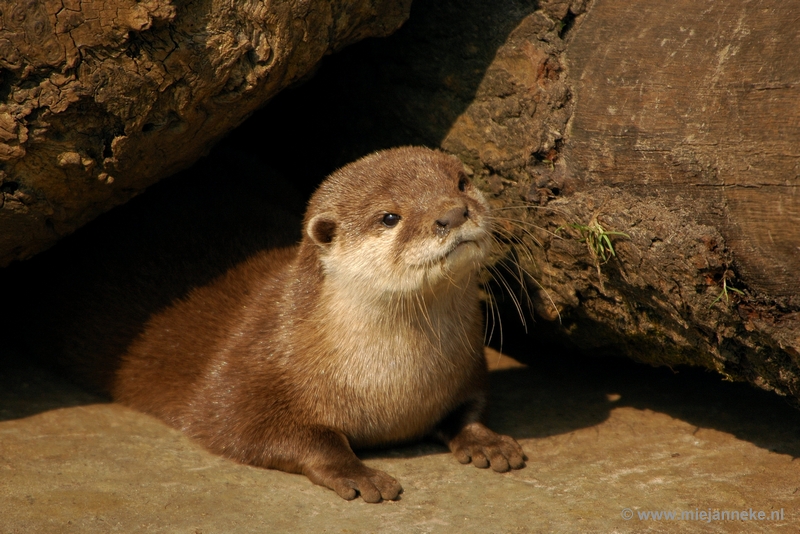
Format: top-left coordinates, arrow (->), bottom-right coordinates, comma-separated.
565,0 -> 800,296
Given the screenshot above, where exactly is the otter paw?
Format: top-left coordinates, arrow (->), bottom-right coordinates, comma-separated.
307,463 -> 403,503
449,422 -> 526,472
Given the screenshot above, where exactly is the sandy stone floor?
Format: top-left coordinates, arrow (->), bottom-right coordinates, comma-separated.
1,346 -> 798,533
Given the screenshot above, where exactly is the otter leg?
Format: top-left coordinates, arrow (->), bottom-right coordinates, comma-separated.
435,401 -> 526,472
289,426 -> 403,503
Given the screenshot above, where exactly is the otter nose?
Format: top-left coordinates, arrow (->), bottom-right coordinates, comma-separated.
435,206 -> 469,236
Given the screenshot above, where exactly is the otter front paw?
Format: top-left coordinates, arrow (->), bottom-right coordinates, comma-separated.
305,462 -> 402,503
448,422 -> 526,472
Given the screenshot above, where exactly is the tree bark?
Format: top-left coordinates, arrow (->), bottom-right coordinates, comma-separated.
550,0 -> 800,399
0,0 -> 411,265
566,0 -> 800,300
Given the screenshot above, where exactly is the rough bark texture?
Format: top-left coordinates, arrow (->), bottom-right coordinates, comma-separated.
0,0 -> 411,265
567,0 -> 800,299
555,0 -> 800,397
229,0 -> 800,403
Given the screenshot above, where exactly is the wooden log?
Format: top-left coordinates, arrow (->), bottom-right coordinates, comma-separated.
0,0 -> 411,266
553,0 -> 800,399
565,0 -> 800,299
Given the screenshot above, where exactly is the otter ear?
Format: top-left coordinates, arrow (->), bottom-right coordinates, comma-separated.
306,213 -> 337,246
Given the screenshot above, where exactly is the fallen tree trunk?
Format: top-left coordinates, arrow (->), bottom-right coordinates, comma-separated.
566,0 -> 800,301
485,0 -> 800,402
0,0 -> 411,265
547,0 -> 800,399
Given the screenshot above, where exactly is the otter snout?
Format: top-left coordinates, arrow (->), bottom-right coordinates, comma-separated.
435,206 -> 470,237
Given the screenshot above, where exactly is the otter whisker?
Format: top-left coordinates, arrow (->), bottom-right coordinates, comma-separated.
494,257 -> 535,314
486,263 -> 528,333
487,216 -> 545,245
482,279 -> 504,352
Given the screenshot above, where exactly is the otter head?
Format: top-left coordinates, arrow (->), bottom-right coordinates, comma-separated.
303,147 -> 491,297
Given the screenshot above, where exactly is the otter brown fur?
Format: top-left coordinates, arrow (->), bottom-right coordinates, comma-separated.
37,146 -> 525,502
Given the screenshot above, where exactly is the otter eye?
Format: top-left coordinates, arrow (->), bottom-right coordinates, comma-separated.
382,213 -> 401,228
458,174 -> 469,192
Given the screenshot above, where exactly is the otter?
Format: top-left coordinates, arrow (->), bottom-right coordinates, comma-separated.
35,146 -> 525,502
